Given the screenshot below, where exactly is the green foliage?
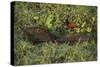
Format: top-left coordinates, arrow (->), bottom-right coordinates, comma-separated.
14,2 -> 97,34
15,40 -> 97,65
14,2 -> 97,65
45,14 -> 54,29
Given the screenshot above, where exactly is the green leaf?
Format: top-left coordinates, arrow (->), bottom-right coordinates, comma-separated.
76,28 -> 80,33
45,14 -> 54,29
81,28 -> 85,32
81,22 -> 86,28
87,27 -> 92,32
33,16 -> 39,20
92,17 -> 95,21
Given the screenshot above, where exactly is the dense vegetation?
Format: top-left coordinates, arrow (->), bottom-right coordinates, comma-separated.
13,2 -> 97,65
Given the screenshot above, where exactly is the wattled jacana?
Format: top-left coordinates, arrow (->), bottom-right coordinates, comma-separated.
63,16 -> 78,32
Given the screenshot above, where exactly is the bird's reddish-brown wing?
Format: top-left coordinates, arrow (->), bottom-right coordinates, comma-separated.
67,22 -> 78,29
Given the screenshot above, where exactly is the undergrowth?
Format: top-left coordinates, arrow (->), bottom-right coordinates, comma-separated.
15,40 -> 97,65
13,2 -> 97,66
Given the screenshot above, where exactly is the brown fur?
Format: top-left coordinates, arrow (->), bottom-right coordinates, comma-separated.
22,26 -> 96,44
22,26 -> 57,43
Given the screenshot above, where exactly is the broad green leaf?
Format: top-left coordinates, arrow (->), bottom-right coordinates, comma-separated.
45,14 -> 54,29
92,17 -> 95,21
81,28 -> 85,32
87,27 -> 92,32
33,16 -> 39,20
81,22 -> 86,28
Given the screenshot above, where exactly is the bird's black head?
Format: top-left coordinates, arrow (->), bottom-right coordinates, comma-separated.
62,15 -> 70,29
63,16 -> 69,25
